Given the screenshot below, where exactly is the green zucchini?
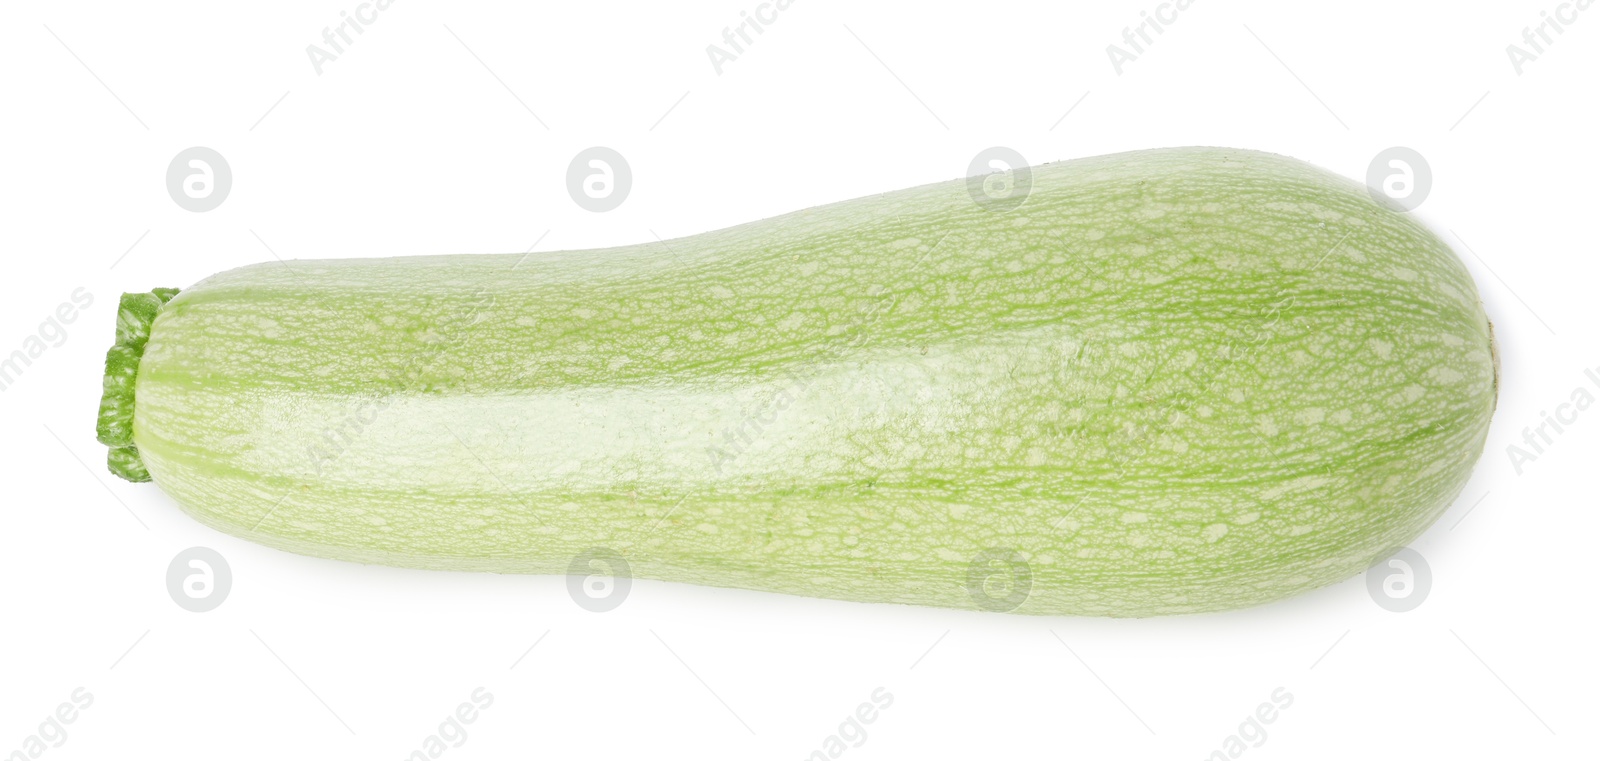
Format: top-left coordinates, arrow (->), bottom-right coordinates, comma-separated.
97,147 -> 1497,616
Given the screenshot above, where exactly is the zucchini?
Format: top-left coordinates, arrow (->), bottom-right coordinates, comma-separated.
97,147 -> 1497,616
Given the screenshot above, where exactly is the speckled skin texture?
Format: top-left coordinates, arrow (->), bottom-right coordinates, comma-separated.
126,148 -> 1496,616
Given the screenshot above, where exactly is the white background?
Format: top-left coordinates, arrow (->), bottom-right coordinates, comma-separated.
1,1 -> 1594,758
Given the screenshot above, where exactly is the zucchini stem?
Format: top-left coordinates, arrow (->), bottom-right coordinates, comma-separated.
96,288 -> 179,482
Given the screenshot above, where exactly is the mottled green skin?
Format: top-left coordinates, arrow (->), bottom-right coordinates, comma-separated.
114,148 -> 1495,616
